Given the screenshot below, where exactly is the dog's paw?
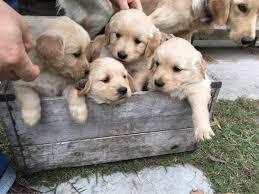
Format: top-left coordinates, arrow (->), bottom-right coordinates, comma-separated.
195,127 -> 215,141
21,109 -> 41,128
69,104 -> 87,124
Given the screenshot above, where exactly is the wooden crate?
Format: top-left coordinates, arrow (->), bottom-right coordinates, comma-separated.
0,74 -> 221,172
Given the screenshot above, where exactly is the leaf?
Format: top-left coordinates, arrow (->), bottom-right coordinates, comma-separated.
209,155 -> 227,164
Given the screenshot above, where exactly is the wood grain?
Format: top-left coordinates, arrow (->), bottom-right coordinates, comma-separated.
18,128 -> 196,171
9,92 -> 192,145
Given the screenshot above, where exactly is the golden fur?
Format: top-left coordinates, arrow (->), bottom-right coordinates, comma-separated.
14,17 -> 90,127
77,57 -> 135,104
148,37 -> 214,141
146,0 -> 259,45
87,9 -> 168,91
58,0 -> 259,45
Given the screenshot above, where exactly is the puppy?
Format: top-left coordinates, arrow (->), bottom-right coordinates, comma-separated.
76,57 -> 135,104
59,0 -> 259,46
87,9 -> 168,91
14,17 -> 90,127
148,37 -> 215,141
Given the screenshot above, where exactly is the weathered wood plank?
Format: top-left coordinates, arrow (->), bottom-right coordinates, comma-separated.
2,73 -> 221,146
10,92 -> 193,146
0,81 -> 15,102
0,81 -> 5,95
0,102 -> 26,169
18,128 -> 196,172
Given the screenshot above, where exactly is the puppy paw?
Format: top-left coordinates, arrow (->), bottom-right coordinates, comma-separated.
195,127 -> 215,141
21,109 -> 41,128
69,104 -> 87,124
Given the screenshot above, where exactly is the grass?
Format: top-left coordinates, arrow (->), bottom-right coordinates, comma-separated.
0,98 -> 258,193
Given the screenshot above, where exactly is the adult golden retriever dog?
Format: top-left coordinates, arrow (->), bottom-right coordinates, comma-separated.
14,17 -> 90,127
148,37 -> 214,141
58,0 -> 259,46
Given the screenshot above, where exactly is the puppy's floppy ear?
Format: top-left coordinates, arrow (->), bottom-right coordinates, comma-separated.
198,57 -> 207,79
127,74 -> 136,93
76,78 -> 92,96
148,58 -> 157,73
207,0 -> 231,25
86,35 -> 106,62
145,32 -> 169,58
104,23 -> 110,45
36,33 -> 64,66
160,32 -> 172,42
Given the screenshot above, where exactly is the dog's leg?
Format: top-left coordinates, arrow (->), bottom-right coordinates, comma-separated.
63,85 -> 88,124
15,86 -> 41,127
188,91 -> 215,141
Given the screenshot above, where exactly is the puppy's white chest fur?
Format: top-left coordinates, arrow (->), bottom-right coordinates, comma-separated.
15,72 -> 71,97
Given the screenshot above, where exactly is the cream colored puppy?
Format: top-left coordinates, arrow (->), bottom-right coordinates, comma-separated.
148,37 -> 214,141
87,9 -> 168,91
77,57 -> 135,104
14,17 -> 90,127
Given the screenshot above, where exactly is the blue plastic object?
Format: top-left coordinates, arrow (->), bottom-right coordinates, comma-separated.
0,153 -> 16,194
4,0 -> 19,11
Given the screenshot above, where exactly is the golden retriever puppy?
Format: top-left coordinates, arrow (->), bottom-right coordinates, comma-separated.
76,57 -> 135,104
148,37 -> 215,141
87,9 -> 168,91
58,0 -> 259,46
14,17 -> 90,127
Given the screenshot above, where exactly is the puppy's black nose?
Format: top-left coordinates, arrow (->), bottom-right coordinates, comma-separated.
117,87 -> 128,96
154,79 -> 165,88
241,36 -> 257,46
118,51 -> 128,60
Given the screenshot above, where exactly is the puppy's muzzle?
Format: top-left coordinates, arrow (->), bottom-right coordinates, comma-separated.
154,79 -> 165,88
117,86 -> 128,97
241,36 -> 257,46
117,51 -> 128,60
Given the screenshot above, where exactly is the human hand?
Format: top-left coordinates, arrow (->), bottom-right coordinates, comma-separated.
0,1 -> 40,81
112,0 -> 143,11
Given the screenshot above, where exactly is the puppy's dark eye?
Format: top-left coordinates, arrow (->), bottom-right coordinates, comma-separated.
102,76 -> 110,83
123,75 -> 127,79
116,33 -> 121,39
134,38 -> 141,44
238,4 -> 248,13
156,61 -> 160,67
73,52 -> 81,58
173,66 -> 182,72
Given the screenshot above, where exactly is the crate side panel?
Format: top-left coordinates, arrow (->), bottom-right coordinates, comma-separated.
14,92 -> 193,145
22,128 -> 196,172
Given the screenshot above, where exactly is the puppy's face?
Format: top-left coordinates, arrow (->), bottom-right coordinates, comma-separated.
105,9 -> 159,63
82,58 -> 135,104
148,38 -> 207,93
227,0 -> 259,45
36,17 -> 91,81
